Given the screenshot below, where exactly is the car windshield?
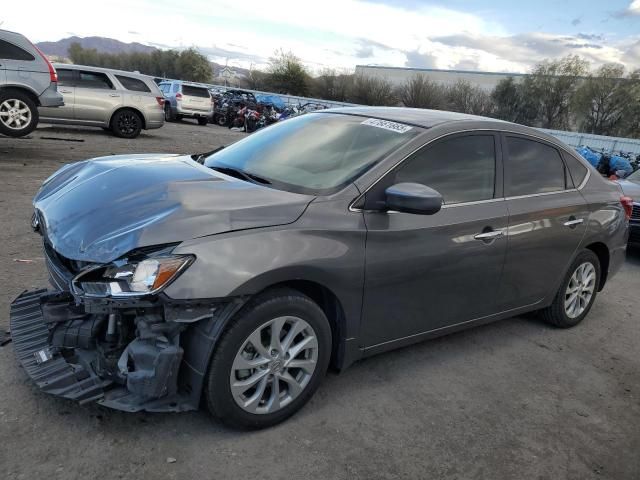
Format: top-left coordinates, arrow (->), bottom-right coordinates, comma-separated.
203,113 -> 420,194
627,169 -> 640,184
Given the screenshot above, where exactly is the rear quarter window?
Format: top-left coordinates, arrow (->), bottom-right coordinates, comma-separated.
115,75 -> 151,93
182,85 -> 211,98
0,39 -> 35,61
562,151 -> 589,187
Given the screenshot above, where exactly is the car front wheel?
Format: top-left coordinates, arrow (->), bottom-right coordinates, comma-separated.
540,249 -> 601,328
0,90 -> 38,137
204,288 -> 332,429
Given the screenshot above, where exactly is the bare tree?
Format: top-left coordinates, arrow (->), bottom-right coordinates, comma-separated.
312,68 -> 354,101
445,79 -> 493,115
573,64 -> 629,135
399,75 -> 446,109
349,74 -> 396,106
522,55 -> 589,129
267,49 -> 310,95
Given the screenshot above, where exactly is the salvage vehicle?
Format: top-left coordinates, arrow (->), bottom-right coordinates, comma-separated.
39,64 -> 165,138
0,29 -> 63,137
10,107 -> 631,429
617,169 -> 640,247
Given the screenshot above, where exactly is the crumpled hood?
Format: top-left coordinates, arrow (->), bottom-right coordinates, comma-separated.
34,154 -> 314,263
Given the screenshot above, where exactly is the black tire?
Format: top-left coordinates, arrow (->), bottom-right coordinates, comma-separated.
0,89 -> 38,137
245,117 -> 257,133
216,114 -> 227,127
204,288 -> 332,429
164,104 -> 174,122
540,249 -> 601,328
197,117 -> 208,126
111,109 -> 142,139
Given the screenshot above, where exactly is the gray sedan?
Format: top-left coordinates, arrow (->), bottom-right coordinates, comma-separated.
10,107 -> 630,428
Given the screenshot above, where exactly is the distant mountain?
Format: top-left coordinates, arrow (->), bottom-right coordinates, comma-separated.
36,36 -> 157,57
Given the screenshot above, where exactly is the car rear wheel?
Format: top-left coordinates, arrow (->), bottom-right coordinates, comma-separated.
111,109 -> 142,139
540,249 -> 600,328
197,117 -> 208,126
204,288 -> 331,429
164,104 -> 174,122
0,90 -> 38,138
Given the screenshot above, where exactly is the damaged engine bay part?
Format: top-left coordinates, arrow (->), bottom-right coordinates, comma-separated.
11,287 -> 244,412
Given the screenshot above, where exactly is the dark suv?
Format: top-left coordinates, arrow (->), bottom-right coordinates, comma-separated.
10,108 -> 631,429
0,29 -> 63,137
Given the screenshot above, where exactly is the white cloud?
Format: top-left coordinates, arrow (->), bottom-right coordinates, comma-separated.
1,0 -> 638,73
629,0 -> 640,15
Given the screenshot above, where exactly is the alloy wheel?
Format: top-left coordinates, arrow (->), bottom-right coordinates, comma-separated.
564,262 -> 596,319
117,112 -> 139,135
230,316 -> 318,414
0,99 -> 32,130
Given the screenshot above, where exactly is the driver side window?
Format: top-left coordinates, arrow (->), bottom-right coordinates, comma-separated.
386,134 -> 497,205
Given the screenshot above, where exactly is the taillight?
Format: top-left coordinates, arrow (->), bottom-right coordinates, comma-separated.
621,196 -> 633,220
156,96 -> 165,107
31,43 -> 58,82
175,93 -> 182,101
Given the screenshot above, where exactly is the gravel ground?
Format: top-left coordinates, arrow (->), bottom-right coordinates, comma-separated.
0,121 -> 639,480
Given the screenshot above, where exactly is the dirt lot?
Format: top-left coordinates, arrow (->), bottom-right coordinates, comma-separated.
1,121 -> 639,480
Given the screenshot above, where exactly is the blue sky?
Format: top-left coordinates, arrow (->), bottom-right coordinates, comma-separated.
2,0 -> 639,73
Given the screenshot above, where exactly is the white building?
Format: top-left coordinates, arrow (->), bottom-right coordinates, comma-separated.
355,65 -> 526,91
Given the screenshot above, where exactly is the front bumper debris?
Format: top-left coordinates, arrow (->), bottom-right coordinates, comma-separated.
10,288 -> 245,413
10,289 -> 107,404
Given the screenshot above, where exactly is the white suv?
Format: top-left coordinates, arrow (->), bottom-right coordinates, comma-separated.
159,81 -> 214,125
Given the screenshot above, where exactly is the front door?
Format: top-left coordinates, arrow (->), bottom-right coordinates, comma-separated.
360,133 -> 508,348
497,134 -> 589,311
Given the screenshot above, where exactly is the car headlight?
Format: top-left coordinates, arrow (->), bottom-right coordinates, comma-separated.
72,254 -> 194,298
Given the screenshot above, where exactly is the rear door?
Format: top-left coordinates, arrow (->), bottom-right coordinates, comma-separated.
73,70 -> 122,124
39,67 -> 75,120
497,134 -> 589,311
361,132 -> 509,348
181,85 -> 211,113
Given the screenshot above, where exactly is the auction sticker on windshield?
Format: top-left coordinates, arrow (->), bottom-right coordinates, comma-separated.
361,118 -> 413,133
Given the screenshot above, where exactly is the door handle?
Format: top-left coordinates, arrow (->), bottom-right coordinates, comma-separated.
474,230 -> 504,241
59,89 -> 72,94
109,93 -> 120,97
563,218 -> 584,228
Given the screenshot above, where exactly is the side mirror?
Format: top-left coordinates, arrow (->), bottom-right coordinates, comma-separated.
385,183 -> 443,215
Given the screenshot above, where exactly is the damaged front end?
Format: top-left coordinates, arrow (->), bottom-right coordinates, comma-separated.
10,243 -> 242,413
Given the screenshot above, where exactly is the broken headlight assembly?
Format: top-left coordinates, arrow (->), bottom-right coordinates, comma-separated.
72,254 -> 194,298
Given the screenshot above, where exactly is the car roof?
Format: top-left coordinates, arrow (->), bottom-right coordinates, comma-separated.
53,63 -> 154,81
321,106 -> 506,129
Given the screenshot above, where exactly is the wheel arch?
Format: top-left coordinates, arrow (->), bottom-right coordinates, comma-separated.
0,85 -> 40,106
109,106 -> 146,129
255,279 -> 348,371
584,241 -> 610,291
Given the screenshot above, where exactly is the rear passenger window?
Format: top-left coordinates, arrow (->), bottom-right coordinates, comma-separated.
0,40 -> 35,61
77,71 -> 114,90
506,137 -> 566,196
562,152 -> 589,188
393,135 -> 496,204
182,86 -> 211,98
115,75 -> 151,92
172,83 -> 180,93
